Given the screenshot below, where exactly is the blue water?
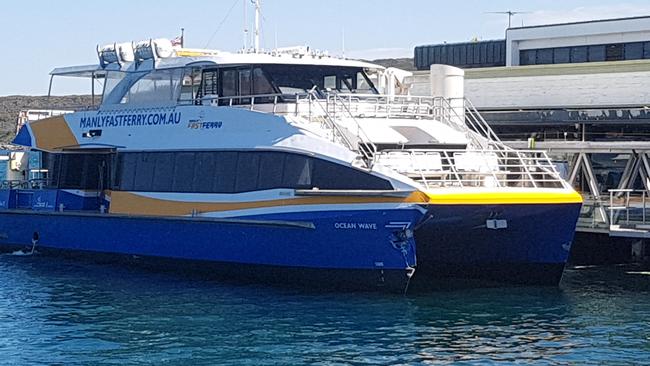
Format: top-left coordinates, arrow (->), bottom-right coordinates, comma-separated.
0,255 -> 649,365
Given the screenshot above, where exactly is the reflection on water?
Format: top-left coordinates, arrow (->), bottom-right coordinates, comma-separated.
0,255 -> 648,365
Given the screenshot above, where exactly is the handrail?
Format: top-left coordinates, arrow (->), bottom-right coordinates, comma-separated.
607,189 -> 649,228
324,93 -> 378,167
303,91 -> 376,168
373,148 -> 568,190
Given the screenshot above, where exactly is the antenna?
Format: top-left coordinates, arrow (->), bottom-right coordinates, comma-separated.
243,0 -> 248,49
341,27 -> 345,57
253,0 -> 261,53
486,10 -> 530,28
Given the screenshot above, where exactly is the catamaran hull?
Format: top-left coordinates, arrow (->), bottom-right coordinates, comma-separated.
412,202 -> 582,288
0,208 -> 422,292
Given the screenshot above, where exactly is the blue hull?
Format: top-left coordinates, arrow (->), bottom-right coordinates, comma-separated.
0,208 -> 421,291
412,202 -> 582,287
0,201 -> 581,290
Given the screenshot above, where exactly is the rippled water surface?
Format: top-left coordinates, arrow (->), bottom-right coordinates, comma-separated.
0,255 -> 649,365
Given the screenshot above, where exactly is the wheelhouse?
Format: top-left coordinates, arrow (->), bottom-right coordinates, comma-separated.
96,63 -> 379,108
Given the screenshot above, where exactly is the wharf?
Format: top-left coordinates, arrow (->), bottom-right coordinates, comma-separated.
506,139 -> 650,261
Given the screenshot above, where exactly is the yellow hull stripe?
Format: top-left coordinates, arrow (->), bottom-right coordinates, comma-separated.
30,115 -> 78,151
424,189 -> 583,205
108,191 -> 430,216
108,189 -> 582,216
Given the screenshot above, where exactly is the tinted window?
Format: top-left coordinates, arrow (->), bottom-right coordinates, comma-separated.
645,42 -> 650,59
221,69 -> 237,97
283,154 -> 312,188
172,152 -> 195,192
133,153 -> 155,191
520,50 -> 536,65
51,153 -> 112,190
571,46 -> 588,63
624,43 -> 643,60
213,151 -> 238,193
58,154 -> 85,188
588,45 -> 605,62
202,70 -> 218,96
312,159 -> 393,190
536,49 -> 553,64
113,151 -> 392,193
258,152 -> 285,190
606,44 -> 623,61
235,152 -> 260,192
252,67 -> 275,95
554,47 -> 570,64
239,68 -> 252,103
117,153 -> 137,190
193,152 -> 217,192
152,152 -> 174,191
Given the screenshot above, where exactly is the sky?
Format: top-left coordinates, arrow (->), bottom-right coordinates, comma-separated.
1,0 -> 650,95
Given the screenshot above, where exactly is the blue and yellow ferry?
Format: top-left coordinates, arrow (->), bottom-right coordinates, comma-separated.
0,38 -> 581,291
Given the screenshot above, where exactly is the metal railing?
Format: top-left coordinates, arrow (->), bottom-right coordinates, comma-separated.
0,179 -> 51,190
176,92 -> 569,188
608,189 -> 650,229
374,148 -> 567,189
193,92 -> 379,167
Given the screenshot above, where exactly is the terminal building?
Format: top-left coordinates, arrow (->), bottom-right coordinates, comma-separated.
410,15 -> 650,142
411,16 -> 650,258
415,16 -> 650,69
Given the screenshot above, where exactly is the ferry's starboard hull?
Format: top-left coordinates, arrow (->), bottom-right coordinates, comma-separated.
413,202 -> 582,287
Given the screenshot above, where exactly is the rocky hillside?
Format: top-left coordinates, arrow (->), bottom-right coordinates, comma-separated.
0,95 -> 93,143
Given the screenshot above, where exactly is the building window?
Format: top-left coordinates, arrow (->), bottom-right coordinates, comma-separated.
605,44 -> 624,61
570,46 -> 588,63
624,42 -> 644,60
554,47 -> 570,64
644,42 -> 650,59
536,48 -> 553,64
520,50 -> 536,65
588,45 -> 606,62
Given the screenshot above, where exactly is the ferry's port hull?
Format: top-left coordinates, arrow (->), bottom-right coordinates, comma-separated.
0,208 -> 421,292
412,202 -> 582,288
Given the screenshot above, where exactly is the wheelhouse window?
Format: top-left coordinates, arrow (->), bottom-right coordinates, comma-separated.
179,67 -> 202,104
121,68 -> 183,105
199,64 -> 378,105
102,71 -> 128,104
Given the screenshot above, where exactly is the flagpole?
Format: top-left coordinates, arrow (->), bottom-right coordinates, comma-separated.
181,28 -> 185,48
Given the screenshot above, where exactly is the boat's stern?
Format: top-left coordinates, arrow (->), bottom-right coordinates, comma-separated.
411,187 -> 583,288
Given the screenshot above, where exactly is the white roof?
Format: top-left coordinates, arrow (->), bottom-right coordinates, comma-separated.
51,51 -> 384,77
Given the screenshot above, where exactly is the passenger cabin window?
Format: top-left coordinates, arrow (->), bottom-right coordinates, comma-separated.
41,152 -> 113,190
114,151 -> 391,193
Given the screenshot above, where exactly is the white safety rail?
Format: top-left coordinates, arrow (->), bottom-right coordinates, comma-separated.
322,93 -> 506,151
199,92 -> 379,167
177,93 -> 568,189
374,149 -> 568,189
